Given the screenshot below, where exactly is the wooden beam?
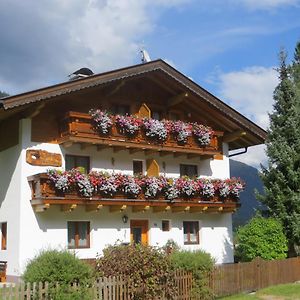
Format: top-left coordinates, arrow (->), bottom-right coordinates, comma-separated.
61,204 -> 77,212
132,205 -> 150,213
85,204 -> 103,212
152,206 -> 171,213
109,205 -> 127,213
223,130 -> 247,143
172,206 -> 190,213
167,92 -> 189,108
34,203 -> 50,213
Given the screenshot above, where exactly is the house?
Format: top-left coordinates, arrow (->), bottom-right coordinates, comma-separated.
0,60 -> 266,282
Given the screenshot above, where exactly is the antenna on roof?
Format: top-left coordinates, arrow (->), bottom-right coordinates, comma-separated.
140,49 -> 151,63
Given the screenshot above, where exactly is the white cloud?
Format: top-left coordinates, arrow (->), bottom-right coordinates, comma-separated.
0,0 -> 188,94
214,66 -> 278,168
218,66 -> 278,129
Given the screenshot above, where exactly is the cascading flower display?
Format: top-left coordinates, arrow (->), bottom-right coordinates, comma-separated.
115,114 -> 141,136
142,118 -> 168,142
89,109 -> 113,135
175,177 -> 199,198
192,124 -> 214,146
169,120 -> 192,144
122,176 -> 142,198
89,108 -> 214,146
198,179 -> 216,198
47,169 -> 244,200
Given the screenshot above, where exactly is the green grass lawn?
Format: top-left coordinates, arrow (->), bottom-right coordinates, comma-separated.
218,283 -> 300,300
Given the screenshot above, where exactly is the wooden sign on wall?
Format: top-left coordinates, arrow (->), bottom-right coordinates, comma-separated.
26,149 -> 62,167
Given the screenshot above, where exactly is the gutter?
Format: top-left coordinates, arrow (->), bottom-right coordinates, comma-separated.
229,147 -> 248,158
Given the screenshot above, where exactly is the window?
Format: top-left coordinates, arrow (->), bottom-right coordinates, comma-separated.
65,155 -> 90,173
183,221 -> 199,245
180,164 -> 198,178
1,223 -> 7,250
113,104 -> 130,115
162,220 -> 170,232
67,221 -> 90,249
133,160 -> 143,176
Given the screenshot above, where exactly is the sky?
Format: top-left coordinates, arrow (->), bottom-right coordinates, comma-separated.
1,0 -> 300,169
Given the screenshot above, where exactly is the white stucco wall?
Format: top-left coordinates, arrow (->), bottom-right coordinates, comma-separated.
1,118 -> 233,279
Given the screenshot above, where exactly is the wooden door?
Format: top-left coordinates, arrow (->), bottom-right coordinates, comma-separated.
130,220 -> 149,245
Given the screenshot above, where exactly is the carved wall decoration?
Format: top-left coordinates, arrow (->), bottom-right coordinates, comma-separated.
26,149 -> 62,167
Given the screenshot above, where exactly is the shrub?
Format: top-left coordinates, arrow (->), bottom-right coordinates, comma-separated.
169,250 -> 214,300
235,216 -> 288,262
23,249 -> 93,300
96,243 -> 177,299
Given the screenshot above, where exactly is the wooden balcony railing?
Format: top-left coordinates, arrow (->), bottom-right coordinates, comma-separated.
28,173 -> 240,213
58,112 -> 223,156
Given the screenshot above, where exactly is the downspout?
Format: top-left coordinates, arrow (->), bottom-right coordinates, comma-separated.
229,147 -> 248,158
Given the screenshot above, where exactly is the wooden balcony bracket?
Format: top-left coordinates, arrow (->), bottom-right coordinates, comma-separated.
34,203 -> 50,213
61,204 -> 77,212
152,206 -> 171,213
132,205 -> 150,213
109,205 -> 127,213
85,204 -> 103,212
172,206 -> 190,213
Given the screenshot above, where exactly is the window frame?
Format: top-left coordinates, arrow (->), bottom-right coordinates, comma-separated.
65,155 -> 90,173
162,220 -> 170,232
183,221 -> 199,245
67,221 -> 90,249
1,223 -> 7,250
132,160 -> 144,176
179,164 -> 198,178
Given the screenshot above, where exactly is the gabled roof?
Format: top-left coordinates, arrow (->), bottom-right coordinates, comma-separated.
0,59 -> 266,149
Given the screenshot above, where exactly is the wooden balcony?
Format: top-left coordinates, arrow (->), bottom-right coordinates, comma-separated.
28,173 -> 240,213
58,111 -> 223,157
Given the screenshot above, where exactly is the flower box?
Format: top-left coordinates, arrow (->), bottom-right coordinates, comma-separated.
59,111 -> 223,155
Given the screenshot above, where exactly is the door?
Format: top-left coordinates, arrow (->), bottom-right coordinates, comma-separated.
130,220 -> 149,245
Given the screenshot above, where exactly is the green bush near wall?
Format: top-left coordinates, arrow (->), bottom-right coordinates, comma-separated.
169,250 -> 215,300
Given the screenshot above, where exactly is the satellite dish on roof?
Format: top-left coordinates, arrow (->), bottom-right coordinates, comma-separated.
140,49 -> 151,63
68,67 -> 94,80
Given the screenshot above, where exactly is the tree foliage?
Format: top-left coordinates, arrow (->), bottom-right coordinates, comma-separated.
96,243 -> 177,300
235,216 -> 288,262
258,46 -> 300,255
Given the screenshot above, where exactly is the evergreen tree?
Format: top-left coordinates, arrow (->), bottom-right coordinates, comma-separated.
0,91 -> 9,98
259,49 -> 300,256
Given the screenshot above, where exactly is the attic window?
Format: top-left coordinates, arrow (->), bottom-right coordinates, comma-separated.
113,104 -> 130,115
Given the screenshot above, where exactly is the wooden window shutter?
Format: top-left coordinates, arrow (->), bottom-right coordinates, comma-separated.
146,159 -> 159,177
138,103 -> 151,118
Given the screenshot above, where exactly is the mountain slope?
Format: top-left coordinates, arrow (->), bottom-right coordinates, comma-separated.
230,159 -> 265,229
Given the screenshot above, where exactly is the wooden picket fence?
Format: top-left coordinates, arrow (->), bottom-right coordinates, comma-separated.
1,257 -> 300,299
0,270 -> 193,300
210,256 -> 300,297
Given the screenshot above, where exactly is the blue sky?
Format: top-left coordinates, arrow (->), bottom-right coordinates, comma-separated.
1,0 -> 300,167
